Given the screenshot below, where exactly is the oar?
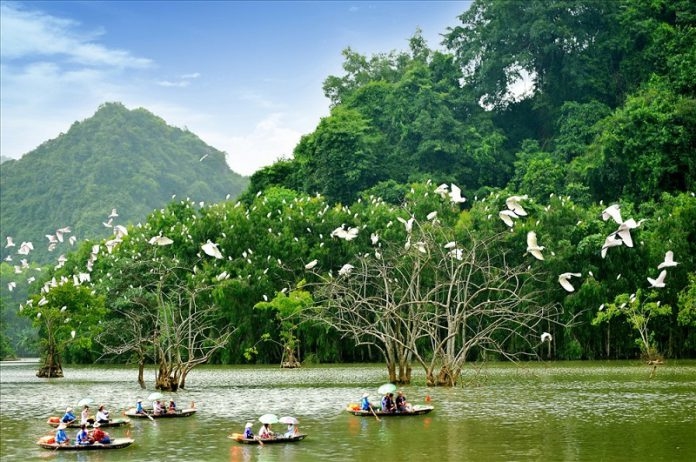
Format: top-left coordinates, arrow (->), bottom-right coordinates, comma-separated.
369,405 -> 381,422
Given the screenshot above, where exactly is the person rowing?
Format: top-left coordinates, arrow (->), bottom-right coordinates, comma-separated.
61,407 -> 76,424
55,423 -> 69,445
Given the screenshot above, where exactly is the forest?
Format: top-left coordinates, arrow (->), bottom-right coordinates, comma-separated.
1,0 -> 694,387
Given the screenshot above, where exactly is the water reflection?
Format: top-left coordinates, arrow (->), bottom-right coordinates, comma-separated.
1,361 -> 695,461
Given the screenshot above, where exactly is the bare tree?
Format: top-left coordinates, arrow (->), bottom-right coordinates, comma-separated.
307,223 -> 566,386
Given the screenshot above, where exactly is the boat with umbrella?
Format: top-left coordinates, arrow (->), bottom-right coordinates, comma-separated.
47,399 -> 130,428
346,384 -> 434,417
229,414 -> 307,445
124,394 -> 197,419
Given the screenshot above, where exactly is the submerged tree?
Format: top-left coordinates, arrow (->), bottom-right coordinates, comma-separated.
306,218 -> 566,386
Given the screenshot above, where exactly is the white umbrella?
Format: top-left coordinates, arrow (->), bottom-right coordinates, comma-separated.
378,383 -> 397,395
259,413 -> 279,424
279,416 -> 299,425
147,392 -> 164,401
77,398 -> 93,407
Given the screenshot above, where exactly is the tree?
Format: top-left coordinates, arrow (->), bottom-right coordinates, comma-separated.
306,215 -> 565,386
20,282 -> 105,377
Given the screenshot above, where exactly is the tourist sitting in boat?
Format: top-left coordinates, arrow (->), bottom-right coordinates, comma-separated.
153,400 -> 163,415
55,423 -> 69,445
75,424 -> 91,445
381,393 -> 396,413
135,399 -> 145,414
89,422 -> 111,444
244,422 -> 254,439
61,407 -> 76,424
80,405 -> 94,425
284,424 -> 298,438
258,423 -> 274,439
395,390 -> 410,412
167,399 -> 177,413
95,405 -> 110,424
360,392 -> 372,411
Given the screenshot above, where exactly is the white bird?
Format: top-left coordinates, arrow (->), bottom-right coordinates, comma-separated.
338,263 -> 354,276
506,195 -> 528,216
109,208 -> 119,218
444,241 -> 457,249
5,236 -> 15,248
102,218 -> 113,228
70,330 -> 76,339
657,251 -> 678,270
397,216 -> 415,234
149,235 -> 174,246
434,183 -> 449,198
46,234 -> 58,243
541,332 -> 553,343
526,232 -> 545,261
201,240 -> 223,259
448,248 -> 463,260
113,225 -> 128,239
601,233 -> 623,258
426,211 -> 438,221
601,204 -> 623,224
647,270 -> 667,288
449,183 -> 467,204
615,218 -> 640,247
305,259 -> 318,270
499,210 -> 519,227
558,272 -> 582,292
38,297 -> 48,306
17,241 -> 34,255
370,233 -> 379,246
8,282 -> 16,291
60,306 -> 67,312
68,236 -> 77,246
215,271 -> 229,281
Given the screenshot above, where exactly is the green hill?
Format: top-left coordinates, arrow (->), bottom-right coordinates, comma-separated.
0,102 -> 248,264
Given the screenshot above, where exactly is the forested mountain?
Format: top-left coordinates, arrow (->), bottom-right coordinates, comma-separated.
0,102 -> 249,264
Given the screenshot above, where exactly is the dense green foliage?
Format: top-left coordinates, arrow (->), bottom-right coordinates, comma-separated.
2,0 -> 695,374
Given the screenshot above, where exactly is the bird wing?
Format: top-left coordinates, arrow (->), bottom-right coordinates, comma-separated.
499,210 -> 517,227
616,228 -> 634,247
602,204 -> 623,224
526,232 -> 538,248
558,274 -> 575,292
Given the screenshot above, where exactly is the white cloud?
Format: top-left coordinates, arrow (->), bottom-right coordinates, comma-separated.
198,113 -> 302,177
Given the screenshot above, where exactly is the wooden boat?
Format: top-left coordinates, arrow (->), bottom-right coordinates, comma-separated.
37,437 -> 134,451
124,407 -> 197,419
229,433 -> 307,445
345,404 -> 434,417
46,417 -> 130,428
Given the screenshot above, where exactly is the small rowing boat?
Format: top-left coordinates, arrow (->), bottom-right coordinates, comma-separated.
345,404 -> 434,417
124,408 -> 197,419
46,417 -> 130,428
37,437 -> 134,451
228,433 -> 307,445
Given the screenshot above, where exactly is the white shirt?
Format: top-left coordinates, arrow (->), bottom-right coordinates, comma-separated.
96,409 -> 109,421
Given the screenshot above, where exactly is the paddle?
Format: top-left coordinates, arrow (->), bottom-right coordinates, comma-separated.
368,405 -> 381,422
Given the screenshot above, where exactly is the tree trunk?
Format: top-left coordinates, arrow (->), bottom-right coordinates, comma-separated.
36,344 -> 63,378
137,359 -> 146,389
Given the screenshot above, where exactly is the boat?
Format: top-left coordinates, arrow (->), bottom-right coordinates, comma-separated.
46,417 -> 130,428
345,404 -> 434,417
37,437 -> 134,451
124,407 -> 197,419
228,433 -> 307,444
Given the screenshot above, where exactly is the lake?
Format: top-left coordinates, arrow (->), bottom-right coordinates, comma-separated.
1,360 -> 695,461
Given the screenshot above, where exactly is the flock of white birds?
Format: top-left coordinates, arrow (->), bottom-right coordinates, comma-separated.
3,180 -> 680,348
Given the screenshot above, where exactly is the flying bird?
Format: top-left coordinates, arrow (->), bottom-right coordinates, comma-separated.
526,232 -> 545,261
558,272 -> 582,292
506,195 -> 528,216
647,270 -> 667,288
5,236 -> 15,248
499,210 -> 519,227
434,183 -> 449,198
449,184 -> 467,204
305,259 -> 318,270
109,208 -> 119,218
397,216 -> 415,234
601,233 -> 623,258
601,204 -> 623,224
541,332 -> 553,343
201,240 -> 223,259
657,251 -> 678,270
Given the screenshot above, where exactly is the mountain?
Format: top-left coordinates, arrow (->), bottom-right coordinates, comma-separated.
0,102 -> 249,263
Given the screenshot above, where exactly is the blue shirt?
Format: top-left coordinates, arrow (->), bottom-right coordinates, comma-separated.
244,427 -> 254,439
135,402 -> 144,413
55,429 -> 68,444
360,397 -> 370,411
76,429 -> 90,445
61,411 -> 75,423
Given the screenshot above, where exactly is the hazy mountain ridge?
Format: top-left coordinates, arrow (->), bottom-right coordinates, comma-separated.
0,102 -> 249,263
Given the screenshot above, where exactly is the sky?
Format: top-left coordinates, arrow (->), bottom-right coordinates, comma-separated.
0,1 -> 471,176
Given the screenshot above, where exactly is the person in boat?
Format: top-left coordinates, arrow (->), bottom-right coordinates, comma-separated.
55,423 -> 69,445
360,392 -> 372,411
95,404 -> 110,424
80,405 -> 94,425
153,399 -> 163,415
135,399 -> 145,414
89,422 -> 111,444
243,422 -> 254,439
167,399 -> 177,413
284,423 -> 298,438
381,393 -> 396,413
395,390 -> 408,412
75,424 -> 91,445
61,407 -> 76,424
258,422 -> 274,439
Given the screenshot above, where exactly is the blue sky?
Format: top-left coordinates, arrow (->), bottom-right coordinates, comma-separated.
1,1 -> 471,176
